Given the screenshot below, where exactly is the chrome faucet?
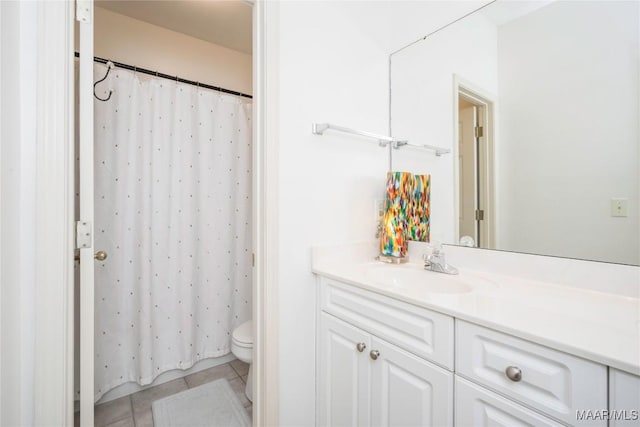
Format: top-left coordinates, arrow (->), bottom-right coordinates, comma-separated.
423,245 -> 459,275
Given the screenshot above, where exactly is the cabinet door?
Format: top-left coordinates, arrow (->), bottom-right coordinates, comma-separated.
370,337 -> 453,427
610,369 -> 640,427
455,376 -> 563,427
318,313 -> 371,427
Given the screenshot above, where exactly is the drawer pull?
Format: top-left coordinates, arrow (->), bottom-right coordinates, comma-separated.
505,366 -> 522,382
356,342 -> 366,352
370,350 -> 380,360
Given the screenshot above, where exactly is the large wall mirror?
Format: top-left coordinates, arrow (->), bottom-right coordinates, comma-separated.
391,0 -> 639,265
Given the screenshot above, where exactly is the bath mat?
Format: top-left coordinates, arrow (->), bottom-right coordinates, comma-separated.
152,378 -> 251,427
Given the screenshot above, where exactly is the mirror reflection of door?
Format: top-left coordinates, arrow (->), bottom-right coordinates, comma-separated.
458,99 -> 478,245
457,89 -> 492,248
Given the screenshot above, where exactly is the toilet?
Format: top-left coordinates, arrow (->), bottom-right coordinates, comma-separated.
231,320 -> 253,402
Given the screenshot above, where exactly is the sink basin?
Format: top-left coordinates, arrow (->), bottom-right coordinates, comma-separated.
365,265 -> 494,294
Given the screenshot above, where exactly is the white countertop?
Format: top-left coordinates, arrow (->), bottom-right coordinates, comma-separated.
312,242 -> 640,376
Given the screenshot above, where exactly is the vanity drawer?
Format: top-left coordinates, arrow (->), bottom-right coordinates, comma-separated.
455,376 -> 563,427
319,278 -> 454,370
456,320 -> 607,426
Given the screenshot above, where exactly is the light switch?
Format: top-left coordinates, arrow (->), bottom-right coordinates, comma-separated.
611,198 -> 628,217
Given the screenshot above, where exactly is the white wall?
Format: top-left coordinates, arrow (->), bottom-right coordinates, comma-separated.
390,12 -> 499,244
89,7 -> 252,96
0,1 -> 37,425
496,1 -> 639,265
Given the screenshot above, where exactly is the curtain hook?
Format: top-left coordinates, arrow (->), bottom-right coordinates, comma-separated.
93,61 -> 113,102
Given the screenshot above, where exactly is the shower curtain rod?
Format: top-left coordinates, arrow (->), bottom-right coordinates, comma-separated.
74,52 -> 253,99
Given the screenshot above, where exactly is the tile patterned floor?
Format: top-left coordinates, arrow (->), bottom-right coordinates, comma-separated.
80,360 -> 251,427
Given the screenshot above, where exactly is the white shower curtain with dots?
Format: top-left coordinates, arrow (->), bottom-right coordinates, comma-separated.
93,64 -> 252,399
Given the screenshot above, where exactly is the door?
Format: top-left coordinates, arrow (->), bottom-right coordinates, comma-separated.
456,84 -> 495,249
370,337 -> 453,427
318,313 -> 371,427
77,0 -> 95,425
458,100 -> 477,244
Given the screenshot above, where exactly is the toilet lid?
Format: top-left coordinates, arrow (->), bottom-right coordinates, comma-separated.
232,321 -> 252,345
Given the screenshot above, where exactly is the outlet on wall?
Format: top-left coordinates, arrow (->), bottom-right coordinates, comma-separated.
374,199 -> 385,221
610,198 -> 628,217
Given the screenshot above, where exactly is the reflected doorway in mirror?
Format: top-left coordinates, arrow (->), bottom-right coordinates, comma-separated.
455,81 -> 496,250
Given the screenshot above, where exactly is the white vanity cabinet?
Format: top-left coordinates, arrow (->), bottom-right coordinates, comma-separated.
609,369 -> 640,427
316,275 -> 631,427
317,278 -> 454,426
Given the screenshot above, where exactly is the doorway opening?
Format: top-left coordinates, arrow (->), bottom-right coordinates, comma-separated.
74,2 -> 256,425
455,83 -> 495,249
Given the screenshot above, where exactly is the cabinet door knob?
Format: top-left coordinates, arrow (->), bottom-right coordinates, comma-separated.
356,342 -> 366,352
370,350 -> 380,360
505,366 -> 522,382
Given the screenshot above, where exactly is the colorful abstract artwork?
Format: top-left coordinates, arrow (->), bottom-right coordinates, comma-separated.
409,174 -> 430,242
379,172 -> 431,258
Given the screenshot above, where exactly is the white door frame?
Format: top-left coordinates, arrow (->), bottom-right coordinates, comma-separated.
252,1 -> 280,425
34,0 -> 75,425
31,0 -> 279,425
452,75 -> 496,249
77,0 -> 96,424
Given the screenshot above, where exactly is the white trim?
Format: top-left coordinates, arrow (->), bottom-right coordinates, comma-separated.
452,84 -> 461,244
0,1 -> 4,422
253,1 -> 280,425
0,3 -> 32,423
78,0 -> 96,422
34,0 -> 75,425
452,75 -> 496,249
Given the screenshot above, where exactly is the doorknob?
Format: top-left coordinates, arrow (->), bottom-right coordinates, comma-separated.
369,350 -> 380,360
74,251 -> 108,262
356,342 -> 366,352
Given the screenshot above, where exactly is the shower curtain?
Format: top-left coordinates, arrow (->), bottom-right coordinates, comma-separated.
92,64 -> 252,399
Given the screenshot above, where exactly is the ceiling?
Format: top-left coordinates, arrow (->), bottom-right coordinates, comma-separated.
96,0 -> 253,54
